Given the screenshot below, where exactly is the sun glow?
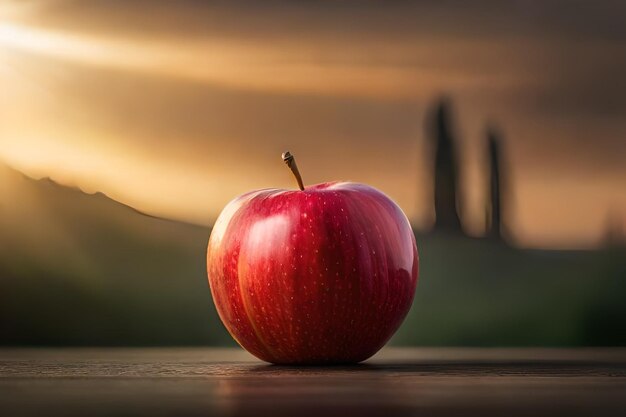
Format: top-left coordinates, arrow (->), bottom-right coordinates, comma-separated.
0,22 -> 519,100
0,23 -> 78,55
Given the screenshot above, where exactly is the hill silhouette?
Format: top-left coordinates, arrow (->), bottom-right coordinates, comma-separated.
0,162 -> 231,345
0,162 -> 624,346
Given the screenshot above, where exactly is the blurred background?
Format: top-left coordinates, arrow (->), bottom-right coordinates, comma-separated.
0,0 -> 624,347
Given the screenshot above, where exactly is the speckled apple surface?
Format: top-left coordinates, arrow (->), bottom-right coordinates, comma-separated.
207,182 -> 418,364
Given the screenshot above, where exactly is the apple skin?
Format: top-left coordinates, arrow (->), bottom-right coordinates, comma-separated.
207,181 -> 418,364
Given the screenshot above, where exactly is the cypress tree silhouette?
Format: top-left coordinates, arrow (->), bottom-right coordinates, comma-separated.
487,127 -> 503,239
429,99 -> 462,234
603,208 -> 625,248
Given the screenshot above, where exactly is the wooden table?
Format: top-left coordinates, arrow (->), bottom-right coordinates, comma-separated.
1,348 -> 625,416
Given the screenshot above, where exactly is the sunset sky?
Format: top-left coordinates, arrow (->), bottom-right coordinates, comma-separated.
0,0 -> 625,249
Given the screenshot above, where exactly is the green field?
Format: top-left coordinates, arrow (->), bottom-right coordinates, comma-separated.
1,163 -> 624,346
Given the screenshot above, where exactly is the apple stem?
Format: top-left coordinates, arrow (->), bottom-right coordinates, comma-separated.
282,151 -> 305,191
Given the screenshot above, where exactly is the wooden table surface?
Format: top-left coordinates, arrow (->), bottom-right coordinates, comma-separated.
1,348 -> 625,417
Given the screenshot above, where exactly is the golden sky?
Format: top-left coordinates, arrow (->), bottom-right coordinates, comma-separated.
1,0 -> 625,249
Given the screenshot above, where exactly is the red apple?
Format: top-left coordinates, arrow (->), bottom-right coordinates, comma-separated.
207,153 -> 418,364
